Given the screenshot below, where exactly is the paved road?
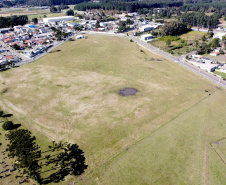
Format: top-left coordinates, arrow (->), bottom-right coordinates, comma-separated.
85,31 -> 226,89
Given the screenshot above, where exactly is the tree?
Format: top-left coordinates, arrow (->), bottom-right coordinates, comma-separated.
95,20 -> 100,28
220,48 -> 224,54
6,129 -> 42,182
211,38 -> 220,49
66,9 -> 74,16
32,18 -> 38,24
2,121 -> 14,130
201,35 -> 206,41
50,6 -> 57,13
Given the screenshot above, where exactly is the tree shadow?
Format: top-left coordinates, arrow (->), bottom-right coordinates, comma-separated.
40,143 -> 88,184
2,114 -> 13,118
11,124 -> 21,129
49,50 -> 61,53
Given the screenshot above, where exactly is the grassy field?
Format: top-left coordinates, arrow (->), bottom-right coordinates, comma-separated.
0,7 -> 66,21
0,35 -> 225,185
151,31 -> 206,56
213,71 -> 226,79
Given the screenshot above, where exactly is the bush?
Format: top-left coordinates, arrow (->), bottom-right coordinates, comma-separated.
159,36 -> 180,42
2,121 -> 14,130
130,39 -> 134,42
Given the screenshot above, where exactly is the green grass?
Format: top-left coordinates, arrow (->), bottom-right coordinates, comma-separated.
213,71 -> 226,79
27,12 -> 65,21
0,35 -> 225,185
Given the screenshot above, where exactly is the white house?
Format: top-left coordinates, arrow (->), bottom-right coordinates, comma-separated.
43,16 -> 75,23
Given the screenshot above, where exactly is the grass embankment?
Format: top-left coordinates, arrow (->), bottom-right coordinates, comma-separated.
0,35 -> 224,185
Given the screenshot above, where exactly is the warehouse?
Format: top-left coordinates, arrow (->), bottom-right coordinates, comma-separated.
43,16 -> 75,23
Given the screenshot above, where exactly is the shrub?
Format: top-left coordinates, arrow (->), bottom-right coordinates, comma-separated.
130,39 -> 134,42
2,121 -> 14,130
160,36 -> 180,42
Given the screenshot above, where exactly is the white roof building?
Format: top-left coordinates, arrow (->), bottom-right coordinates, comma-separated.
43,16 -> 75,23
141,34 -> 153,41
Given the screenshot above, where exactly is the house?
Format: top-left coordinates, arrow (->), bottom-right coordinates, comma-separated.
210,51 -> 220,56
5,55 -> 14,61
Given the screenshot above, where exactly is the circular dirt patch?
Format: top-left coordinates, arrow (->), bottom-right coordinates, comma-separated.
119,88 -> 138,96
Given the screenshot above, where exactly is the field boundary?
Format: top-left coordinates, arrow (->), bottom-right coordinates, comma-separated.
210,137 -> 226,165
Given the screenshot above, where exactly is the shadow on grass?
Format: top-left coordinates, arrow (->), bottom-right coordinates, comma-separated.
49,50 -> 61,53
38,143 -> 88,184
11,124 -> 21,129
2,114 -> 13,118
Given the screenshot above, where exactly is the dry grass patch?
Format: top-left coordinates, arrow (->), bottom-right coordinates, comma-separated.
0,35 -> 218,184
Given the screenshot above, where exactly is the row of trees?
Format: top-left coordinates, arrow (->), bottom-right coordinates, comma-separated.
180,12 -> 220,28
75,1 -> 183,12
12,0 -> 86,6
0,15 -> 28,28
5,129 -> 88,183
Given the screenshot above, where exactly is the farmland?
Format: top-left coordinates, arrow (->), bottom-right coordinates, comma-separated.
0,35 -> 225,184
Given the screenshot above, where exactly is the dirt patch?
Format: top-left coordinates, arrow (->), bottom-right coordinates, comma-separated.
119,88 -> 138,96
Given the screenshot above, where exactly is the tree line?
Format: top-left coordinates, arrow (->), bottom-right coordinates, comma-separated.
180,12 -> 220,28
75,1 -> 184,12
0,15 -> 28,28
3,0 -> 86,7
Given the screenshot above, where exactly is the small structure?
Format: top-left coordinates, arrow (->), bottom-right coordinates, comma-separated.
141,34 -> 153,41
139,25 -> 154,32
76,35 -> 84,39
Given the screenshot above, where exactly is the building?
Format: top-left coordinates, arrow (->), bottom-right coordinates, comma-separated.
139,25 -> 154,32
210,51 -> 220,56
141,34 -> 153,41
43,16 -> 75,23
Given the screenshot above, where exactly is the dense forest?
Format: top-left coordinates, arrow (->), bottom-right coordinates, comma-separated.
0,0 -> 220,8
180,12 -> 220,28
0,15 -> 28,28
75,1 -> 184,12
2,0 -> 86,7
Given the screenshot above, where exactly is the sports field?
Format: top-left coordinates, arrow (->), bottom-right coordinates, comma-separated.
0,35 -> 225,184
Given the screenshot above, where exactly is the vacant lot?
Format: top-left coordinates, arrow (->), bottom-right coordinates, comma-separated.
0,35 -> 225,185
151,31 -> 206,56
